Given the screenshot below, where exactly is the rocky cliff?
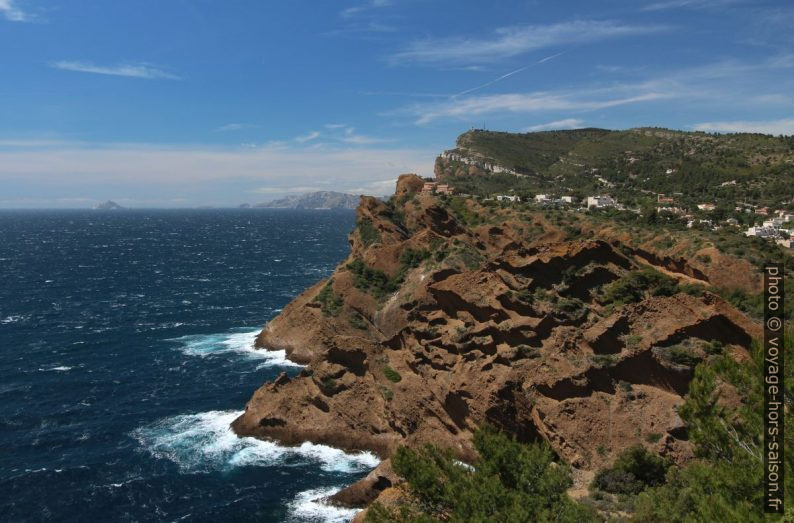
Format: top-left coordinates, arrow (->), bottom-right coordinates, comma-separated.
232,174 -> 761,510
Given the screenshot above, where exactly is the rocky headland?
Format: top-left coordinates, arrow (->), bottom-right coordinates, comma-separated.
231,174 -> 761,514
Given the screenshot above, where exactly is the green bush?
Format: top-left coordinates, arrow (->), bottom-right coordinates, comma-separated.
358,218 -> 381,247
667,346 -> 702,367
314,280 -> 343,316
347,258 -> 399,299
348,313 -> 367,330
602,268 -> 679,305
592,445 -> 670,495
367,425 -> 596,522
383,365 -> 402,383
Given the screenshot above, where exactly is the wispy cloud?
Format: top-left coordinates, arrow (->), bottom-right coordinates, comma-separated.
642,0 -> 743,11
408,88 -> 668,125
692,119 -> 794,135
523,119 -> 585,132
0,0 -> 29,22
50,61 -> 181,80
341,127 -> 394,144
391,20 -> 664,65
341,0 -> 390,19
216,123 -> 260,132
294,131 -> 321,143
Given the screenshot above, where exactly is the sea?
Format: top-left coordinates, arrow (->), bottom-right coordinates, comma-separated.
0,209 -> 378,522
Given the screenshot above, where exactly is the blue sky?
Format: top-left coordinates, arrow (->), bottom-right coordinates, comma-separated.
1,0 -> 793,207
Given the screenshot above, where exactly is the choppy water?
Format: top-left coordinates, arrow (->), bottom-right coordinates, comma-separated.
0,209 -> 374,522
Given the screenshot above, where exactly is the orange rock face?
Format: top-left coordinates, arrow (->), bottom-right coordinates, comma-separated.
232,175 -> 761,500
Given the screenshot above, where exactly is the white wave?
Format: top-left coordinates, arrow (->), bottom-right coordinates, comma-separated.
170,329 -> 301,367
132,410 -> 379,475
38,366 -> 72,372
1,314 -> 27,324
287,487 -> 362,523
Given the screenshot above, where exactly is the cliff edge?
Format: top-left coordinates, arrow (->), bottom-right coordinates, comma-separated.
231,174 -> 761,508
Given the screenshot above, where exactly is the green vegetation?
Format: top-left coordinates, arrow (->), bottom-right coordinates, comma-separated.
348,313 -> 368,330
441,128 -> 794,209
633,329 -> 794,521
592,445 -> 670,495
347,259 -> 399,299
366,425 -> 596,522
666,345 -> 703,367
314,280 -> 343,316
601,268 -> 679,305
358,218 -> 381,247
383,365 -> 402,383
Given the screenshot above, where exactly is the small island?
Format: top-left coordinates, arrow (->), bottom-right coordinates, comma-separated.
93,200 -> 125,210
254,191 -> 359,210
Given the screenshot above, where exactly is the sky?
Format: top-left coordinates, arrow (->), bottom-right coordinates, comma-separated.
1,0 -> 793,208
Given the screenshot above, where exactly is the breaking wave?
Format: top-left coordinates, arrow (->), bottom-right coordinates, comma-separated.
132,410 -> 379,474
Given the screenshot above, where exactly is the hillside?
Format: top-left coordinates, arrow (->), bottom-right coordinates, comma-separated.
435,128 -> 794,209
254,191 -> 360,210
232,175 -> 771,519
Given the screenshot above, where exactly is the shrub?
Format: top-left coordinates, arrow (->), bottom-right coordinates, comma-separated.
347,258 -> 398,298
348,313 -> 367,330
358,218 -> 381,247
367,425 -> 596,522
314,280 -> 343,316
667,345 -> 702,367
383,365 -> 402,383
592,445 -> 669,495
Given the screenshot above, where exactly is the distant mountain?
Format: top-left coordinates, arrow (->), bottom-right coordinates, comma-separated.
93,200 -> 124,210
254,191 -> 360,210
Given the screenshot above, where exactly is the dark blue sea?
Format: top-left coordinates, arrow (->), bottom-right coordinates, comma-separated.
0,209 -> 376,522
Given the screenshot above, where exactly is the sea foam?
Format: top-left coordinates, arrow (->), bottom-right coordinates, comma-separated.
132,410 -> 379,474
170,329 -> 301,367
286,487 -> 362,523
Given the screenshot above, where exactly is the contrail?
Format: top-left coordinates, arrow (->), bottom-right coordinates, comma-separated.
451,51 -> 567,98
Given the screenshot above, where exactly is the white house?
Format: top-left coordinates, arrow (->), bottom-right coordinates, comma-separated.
560,196 -> 577,204
697,203 -> 716,211
534,194 -> 550,203
763,218 -> 785,229
497,195 -> 521,203
587,195 -> 616,209
745,226 -> 775,238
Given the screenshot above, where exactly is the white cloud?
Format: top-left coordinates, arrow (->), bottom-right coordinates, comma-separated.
0,0 -> 28,22
294,131 -> 321,143
523,119 -> 586,132
692,119 -> 794,135
391,20 -> 664,65
409,88 -> 668,124
216,123 -> 259,132
341,0 -> 390,19
642,0 -> 742,11
50,61 -> 181,80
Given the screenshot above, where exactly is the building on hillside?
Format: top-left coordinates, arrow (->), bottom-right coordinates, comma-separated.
697,203 -> 716,211
587,195 -> 616,209
534,194 -> 550,203
763,218 -> 785,229
496,194 -> 521,203
745,226 -> 775,238
560,196 -> 577,204
755,207 -> 770,216
421,182 -> 454,195
776,238 -> 793,249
